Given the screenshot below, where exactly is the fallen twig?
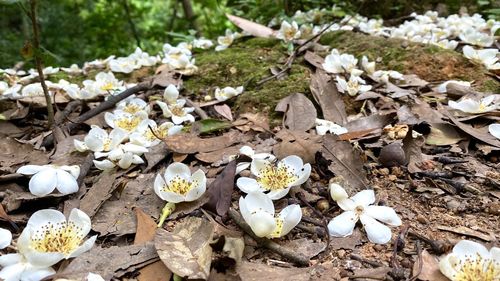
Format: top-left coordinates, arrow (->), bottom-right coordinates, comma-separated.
228,208 -> 309,266
408,230 -> 451,255
350,254 -> 384,267
296,191 -> 330,250
77,153 -> 95,187
185,97 -> 209,120
408,241 -> 422,281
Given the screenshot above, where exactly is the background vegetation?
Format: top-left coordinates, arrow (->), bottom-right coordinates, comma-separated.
0,0 -> 498,69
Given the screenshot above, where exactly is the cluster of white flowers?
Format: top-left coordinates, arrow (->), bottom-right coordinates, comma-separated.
109,47 -> 160,74
161,42 -> 198,75
214,86 -> 244,102
74,84 -> 187,170
0,209 -> 97,281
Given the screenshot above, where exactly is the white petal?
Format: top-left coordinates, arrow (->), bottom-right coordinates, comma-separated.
87,272 -> 106,281
248,211 -> 276,238
23,251 -> 65,268
0,228 -> 12,249
60,165 -> 80,179
0,253 -> 22,267
236,177 -> 261,194
16,165 -> 46,175
241,192 -> 275,215
68,208 -> 92,236
330,183 -> 348,201
104,112 -> 115,128
490,247 -> 500,263
117,152 -> 134,169
29,168 -> 58,196
278,204 -> 302,236
280,155 -> 304,173
74,139 -> 88,152
55,170 -> 79,195
157,190 -> 185,203
154,174 -> 167,200
122,143 -> 149,154
359,214 -> 393,244
68,235 -> 97,258
21,265 -> 55,281
438,253 -> 458,280
239,145 -> 255,156
452,240 -> 490,260
93,159 -> 115,170
266,187 -> 291,200
351,190 -> 375,207
489,124 -> 500,139
327,210 -> 358,237
0,263 -> 25,281
364,205 -> 402,226
164,162 -> 191,182
250,158 -> 271,177
292,163 -> 311,186
184,170 -> 207,201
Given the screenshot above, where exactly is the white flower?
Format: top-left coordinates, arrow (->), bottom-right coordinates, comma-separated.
104,110 -> 148,133
156,99 -> 195,124
116,96 -> 150,115
327,184 -> 402,244
489,124 -> 500,140
437,80 -> 471,93
0,83 -> 22,99
463,46 -> 500,70
361,56 -> 376,75
439,240 -> 499,281
61,64 -> 82,75
0,228 -> 12,249
16,165 -> 80,197
315,118 -> 348,135
323,49 -> 362,75
216,29 -> 239,51
236,155 -> 311,200
214,86 -> 244,101
372,70 -> 404,84
459,28 -> 494,47
130,47 -> 159,67
55,79 -> 81,100
108,57 -> 138,74
130,119 -> 183,147
29,67 -> 59,76
94,72 -> 123,94
433,39 -> 458,50
448,95 -> 499,114
74,126 -> 128,153
87,272 -> 105,281
0,254 -> 55,281
337,75 -> 372,96
192,38 -> 213,49
93,143 -> 148,170
276,21 -> 301,42
162,43 -> 194,71
17,208 -> 96,267
154,162 -> 207,203
236,146 -> 276,174
21,82 -> 53,97
239,192 -> 302,238
163,84 -> 180,105
83,55 -> 115,70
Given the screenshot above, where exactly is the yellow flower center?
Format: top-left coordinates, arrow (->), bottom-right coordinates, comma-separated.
162,176 -> 196,195
102,138 -> 111,151
122,104 -> 142,114
285,28 -> 297,40
145,127 -> 168,141
478,103 -> 487,113
221,37 -> 233,46
100,82 -> 115,91
268,217 -> 284,238
453,255 -> 499,281
115,116 -> 141,132
257,164 -> 298,191
30,222 -> 84,254
170,106 -> 186,117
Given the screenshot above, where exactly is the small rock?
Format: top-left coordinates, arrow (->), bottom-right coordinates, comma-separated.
446,199 -> 461,210
373,244 -> 384,251
337,249 -> 346,258
379,143 -> 407,167
316,199 -> 330,213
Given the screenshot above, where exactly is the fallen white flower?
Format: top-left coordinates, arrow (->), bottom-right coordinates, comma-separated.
214,86 -> 244,101
216,29 -> 239,51
337,75 -> 372,96
104,110 -> 148,133
130,119 -> 183,147
315,118 -> 348,135
489,124 -> 500,140
156,99 -> 195,124
0,228 -> 12,249
276,20 -> 301,42
192,38 -> 213,49
436,80 -> 471,93
327,183 -> 402,244
236,146 -> 276,174
448,95 -> 499,114
154,162 -> 207,203
16,164 -> 80,197
463,45 -> 500,70
74,126 -> 128,153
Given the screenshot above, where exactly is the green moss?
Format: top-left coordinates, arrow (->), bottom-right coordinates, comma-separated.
47,72 -> 86,85
479,79 -> 500,93
184,37 -> 311,115
319,30 -> 499,90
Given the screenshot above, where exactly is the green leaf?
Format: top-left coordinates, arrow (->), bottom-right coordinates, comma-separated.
195,118 -> 231,134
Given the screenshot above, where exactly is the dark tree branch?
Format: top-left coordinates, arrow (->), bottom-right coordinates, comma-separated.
121,0 -> 141,48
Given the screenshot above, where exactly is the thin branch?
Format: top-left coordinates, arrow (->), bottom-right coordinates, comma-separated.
228,208 -> 309,266
121,0 -> 141,48
185,98 -> 208,120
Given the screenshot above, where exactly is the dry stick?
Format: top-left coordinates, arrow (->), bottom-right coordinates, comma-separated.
296,192 -> 330,250
54,100 -> 83,126
350,254 -> 384,267
408,241 -> 423,281
77,153 -> 95,187
227,208 -> 309,266
185,97 -> 209,120
407,230 -> 450,255
29,0 -> 54,128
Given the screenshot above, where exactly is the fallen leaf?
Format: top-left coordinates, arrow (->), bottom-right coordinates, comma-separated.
321,135 -> 368,192
134,208 -> 158,244
275,93 -> 317,131
153,65 -> 178,87
169,194 -> 210,220
444,110 -> 500,148
214,104 -> 233,121
413,250 -> 448,281
398,74 -> 428,88
345,113 -> 395,132
425,123 -> 464,146
330,229 -> 363,250
281,238 -> 326,259
304,51 -> 325,70
233,112 -> 269,132
205,160 -> 236,217
273,129 -> 322,164
403,128 -> 425,173
80,171 -> 119,218
155,217 -> 214,280
225,14 -> 275,38
144,142 -> 169,172
60,243 -> 158,280
436,225 -> 496,242
236,261 -> 311,281
352,267 -> 391,279
195,145 -> 242,164
310,69 -> 347,125
0,137 -> 48,174
138,261 -> 172,281
161,131 -> 248,154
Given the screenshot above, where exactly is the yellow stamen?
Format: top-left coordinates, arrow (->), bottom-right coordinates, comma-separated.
170,106 -> 186,117
268,217 -> 284,238
453,255 -> 499,281
145,127 -> 168,141
30,222 -> 83,254
162,176 -> 196,195
122,104 -> 142,114
115,116 -> 141,132
257,164 -> 298,191
102,138 -> 111,151
100,82 -> 115,91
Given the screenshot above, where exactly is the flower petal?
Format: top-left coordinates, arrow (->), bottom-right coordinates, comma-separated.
330,183 -> 348,201
21,265 -> 55,281
266,187 -> 291,200
55,170 -> 79,195
364,205 -> 402,226
452,240 -> 490,260
328,210 -> 358,237
248,211 -> 276,238
29,168 -> 57,196
489,124 -> 500,139
0,228 -> 12,249
68,208 -> 92,236
278,204 -> 302,236
280,155 -> 304,173
0,263 -> 25,281
184,170 -> 207,202
438,253 -> 458,280
164,162 -> 191,182
154,174 -> 167,200
359,214 -> 393,244
250,158 -> 270,177
351,190 -> 375,207
68,235 -> 97,258
93,159 -> 115,170
17,165 -> 46,175
24,251 -> 65,268
0,253 -> 22,267
292,163 -> 311,186
241,192 -> 275,215
236,177 -> 261,194
158,190 -> 185,203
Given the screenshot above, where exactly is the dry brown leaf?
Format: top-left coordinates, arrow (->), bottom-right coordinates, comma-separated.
304,51 -> 325,70
330,229 -> 363,250
426,123 -> 464,146
226,14 -> 275,38
352,267 -> 391,279
134,208 -> 158,244
274,129 -> 322,164
155,217 -> 214,280
275,93 -> 317,131
413,250 -> 448,281
310,69 -> 347,125
233,112 -> 269,132
345,113 -> 394,132
205,161 -> 236,216
236,261 -> 311,281
321,135 -> 368,192
153,65 -> 178,87
195,145 -> 242,164
444,110 -> 500,148
214,104 -> 233,121
80,171 -> 119,218
60,243 -> 158,280
138,261 -> 172,281
144,142 -> 169,172
0,138 -> 48,174
398,74 -> 428,88
281,238 -> 326,259
161,131 -> 247,154
403,129 -> 425,173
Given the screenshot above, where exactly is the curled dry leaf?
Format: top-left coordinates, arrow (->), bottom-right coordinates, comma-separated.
232,112 -> 269,132
205,160 -> 236,216
310,69 -> 347,125
304,51 -> 325,70
275,93 -> 317,131
226,14 -> 275,38
425,123 -> 464,146
214,104 -> 233,121
155,217 -> 214,280
161,130 -> 249,154
403,127 -> 425,173
273,129 -> 322,164
413,249 -> 449,281
444,110 -> 500,148
281,238 -> 326,260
